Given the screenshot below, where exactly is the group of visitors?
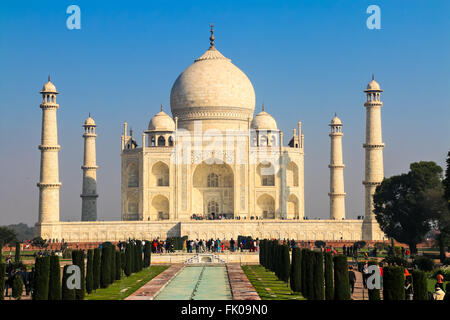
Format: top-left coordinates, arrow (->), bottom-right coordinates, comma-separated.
186,239 -> 225,253
3,260 -> 35,299
348,260 -> 448,300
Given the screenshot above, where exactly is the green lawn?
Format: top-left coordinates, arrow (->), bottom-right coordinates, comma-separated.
242,265 -> 305,300
85,265 -> 169,300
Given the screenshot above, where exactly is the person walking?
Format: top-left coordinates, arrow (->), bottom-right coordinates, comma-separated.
348,266 -> 356,296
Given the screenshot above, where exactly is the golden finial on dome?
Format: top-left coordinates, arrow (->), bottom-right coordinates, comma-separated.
209,23 -> 215,48
262,103 -> 265,112
48,75 -> 51,82
161,104 -> 163,112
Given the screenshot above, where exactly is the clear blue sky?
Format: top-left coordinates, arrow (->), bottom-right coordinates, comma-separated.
1,0 -> 449,226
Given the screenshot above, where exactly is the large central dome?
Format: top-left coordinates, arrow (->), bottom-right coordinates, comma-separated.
170,33 -> 255,131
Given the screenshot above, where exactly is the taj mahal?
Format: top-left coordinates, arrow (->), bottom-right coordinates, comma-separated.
35,27 -> 385,242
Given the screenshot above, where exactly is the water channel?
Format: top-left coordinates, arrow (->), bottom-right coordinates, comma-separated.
154,265 -> 232,300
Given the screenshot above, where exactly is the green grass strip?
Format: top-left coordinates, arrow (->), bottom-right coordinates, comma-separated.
85,265 -> 169,300
242,265 -> 305,300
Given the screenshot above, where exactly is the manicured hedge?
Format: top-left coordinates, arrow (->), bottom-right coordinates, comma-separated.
33,256 -> 50,300
313,251 -> 324,300
383,266 -> 405,300
61,265 -> 75,300
412,270 -> 428,300
72,250 -> 85,300
101,245 -> 112,288
290,247 -> 301,293
86,249 -> 94,294
367,260 -> 380,300
333,255 -> 350,300
93,248 -> 101,290
144,241 -> 152,268
48,254 -> 61,300
324,252 -> 334,300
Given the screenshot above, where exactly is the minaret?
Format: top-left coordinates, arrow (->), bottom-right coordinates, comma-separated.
81,114 -> 98,221
363,76 -> 385,235
328,114 -> 346,220
37,76 -> 61,223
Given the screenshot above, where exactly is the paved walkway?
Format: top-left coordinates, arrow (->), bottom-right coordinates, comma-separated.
227,264 -> 261,300
125,264 -> 184,300
351,271 -> 383,300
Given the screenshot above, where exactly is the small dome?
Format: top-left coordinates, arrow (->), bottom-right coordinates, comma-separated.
41,77 -> 58,93
148,110 -> 175,131
330,115 -> 342,125
366,79 -> 381,91
84,116 -> 96,126
251,110 -> 278,130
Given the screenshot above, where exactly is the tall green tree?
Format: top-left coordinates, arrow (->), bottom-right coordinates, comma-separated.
438,151 -> 450,262
125,243 -> 132,276
305,250 -> 314,299
101,245 -> 111,288
33,256 -> 50,300
290,247 -> 301,293
86,249 -> 94,294
383,266 -> 405,300
412,270 -> 428,300
72,250 -> 85,299
280,245 -> 290,283
115,250 -> 121,280
374,161 -> 447,253
0,227 -> 17,246
313,251 -> 324,300
48,254 -> 61,300
93,248 -> 101,290
324,252 -> 334,300
301,249 -> 307,297
61,265 -> 75,300
333,255 -> 350,300
110,245 -> 116,284
367,260 -> 380,300
144,241 -> 151,268
14,242 -> 20,263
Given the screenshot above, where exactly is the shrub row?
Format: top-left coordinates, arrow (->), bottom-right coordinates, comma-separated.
31,240 -> 151,300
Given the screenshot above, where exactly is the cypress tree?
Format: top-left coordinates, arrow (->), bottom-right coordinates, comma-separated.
144,241 -> 151,268
101,245 -> 111,288
120,251 -> 126,272
383,266 -> 405,300
48,254 -> 61,300
367,260 -> 380,300
115,250 -> 121,280
72,250 -> 85,300
110,246 -> 116,284
333,255 -> 350,300
86,249 -> 94,294
93,248 -> 101,290
313,251 -> 324,300
306,250 -> 314,299
324,252 -> 334,300
33,256 -> 50,300
412,270 -> 428,300
0,263 -> 5,300
125,243 -> 132,276
15,242 -> 21,263
61,265 -> 75,300
12,274 -> 23,300
301,249 -> 307,296
290,247 -> 301,292
281,245 -> 290,283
